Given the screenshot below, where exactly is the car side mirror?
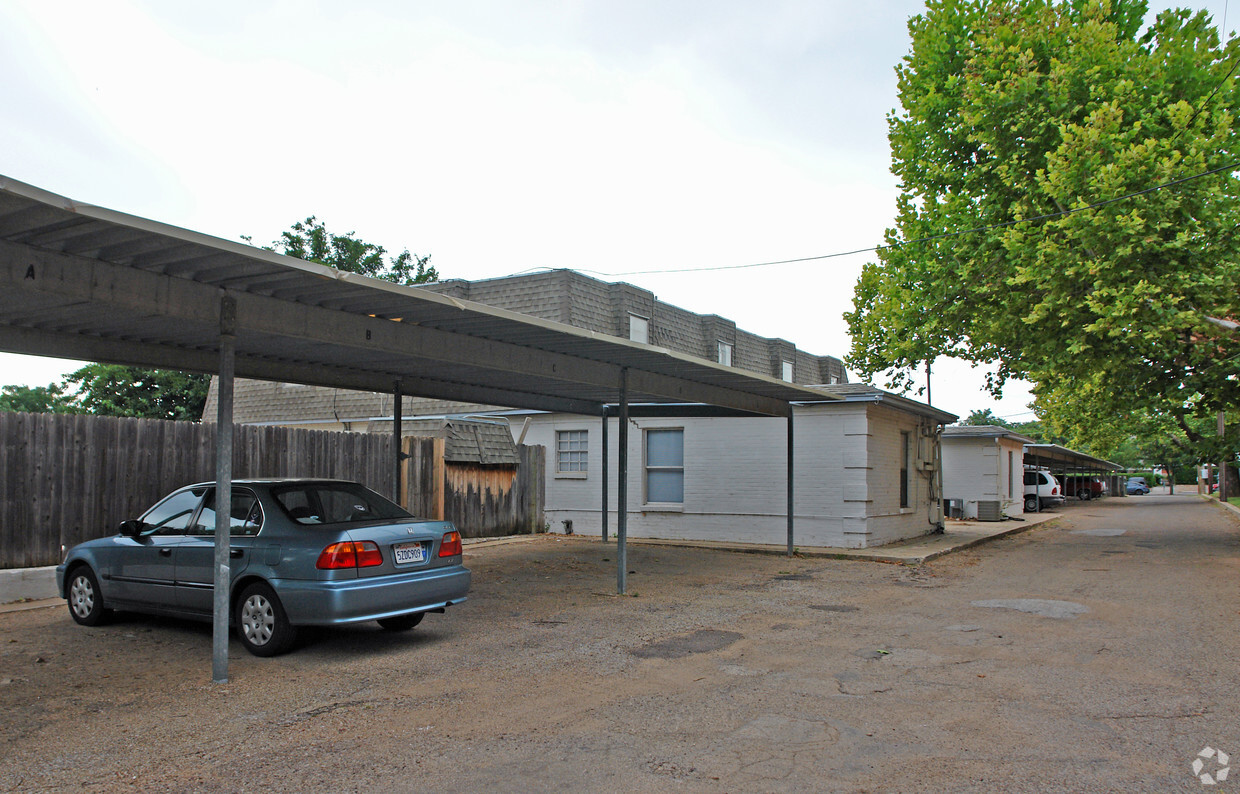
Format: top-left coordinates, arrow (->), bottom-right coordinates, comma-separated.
118,519 -> 146,538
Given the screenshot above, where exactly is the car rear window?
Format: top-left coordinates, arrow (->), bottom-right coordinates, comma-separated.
272,483 -> 412,525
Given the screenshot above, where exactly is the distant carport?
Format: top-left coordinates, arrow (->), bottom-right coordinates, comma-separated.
0,175 -> 837,681
1024,444 -> 1124,505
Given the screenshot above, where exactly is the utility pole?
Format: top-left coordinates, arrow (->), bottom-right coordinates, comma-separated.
1221,411 -> 1229,503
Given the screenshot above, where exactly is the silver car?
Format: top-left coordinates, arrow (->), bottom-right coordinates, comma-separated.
55,479 -> 471,656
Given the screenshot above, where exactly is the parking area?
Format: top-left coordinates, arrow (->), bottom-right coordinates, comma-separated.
3,495 -> 1239,792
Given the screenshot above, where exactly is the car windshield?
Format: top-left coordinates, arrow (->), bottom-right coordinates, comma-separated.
272,482 -> 412,525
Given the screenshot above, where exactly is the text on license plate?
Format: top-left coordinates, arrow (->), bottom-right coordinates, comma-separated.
393,542 -> 426,564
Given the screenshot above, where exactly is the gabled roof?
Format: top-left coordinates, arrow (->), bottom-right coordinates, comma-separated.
803,383 -> 958,424
943,424 -> 1036,444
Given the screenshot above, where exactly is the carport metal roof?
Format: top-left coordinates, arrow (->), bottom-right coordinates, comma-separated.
0,174 -> 838,682
1024,444 -> 1122,472
0,175 -> 836,418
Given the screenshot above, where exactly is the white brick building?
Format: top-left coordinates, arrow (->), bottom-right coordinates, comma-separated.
511,384 -> 954,549
940,425 -> 1033,520
204,271 -> 956,549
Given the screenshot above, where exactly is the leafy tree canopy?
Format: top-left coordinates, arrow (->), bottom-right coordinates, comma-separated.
250,216 -> 438,286
62,365 -> 210,421
846,0 -> 1240,462
0,383 -> 77,414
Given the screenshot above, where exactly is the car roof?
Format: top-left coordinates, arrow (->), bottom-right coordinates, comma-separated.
179,478 -> 366,489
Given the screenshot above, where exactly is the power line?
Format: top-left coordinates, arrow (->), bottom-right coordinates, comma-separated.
588,159 -> 1240,278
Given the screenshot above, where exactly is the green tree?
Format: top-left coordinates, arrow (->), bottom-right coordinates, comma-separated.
958,408 -> 1011,426
0,383 -> 77,414
63,365 -> 210,421
846,0 -> 1240,462
254,216 -> 438,286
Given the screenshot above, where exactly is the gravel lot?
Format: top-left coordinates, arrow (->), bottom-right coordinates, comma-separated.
2,495 -> 1238,792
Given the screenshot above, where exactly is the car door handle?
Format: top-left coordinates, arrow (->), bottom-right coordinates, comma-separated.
159,548 -> 172,557
230,549 -> 244,559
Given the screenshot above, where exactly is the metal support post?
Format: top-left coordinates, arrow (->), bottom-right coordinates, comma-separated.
601,408 -> 609,543
393,380 -> 403,504
786,411 -> 795,556
617,369 -> 629,595
212,295 -> 236,684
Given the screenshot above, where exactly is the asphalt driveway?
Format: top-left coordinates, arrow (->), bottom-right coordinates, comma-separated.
2,495 -> 1237,792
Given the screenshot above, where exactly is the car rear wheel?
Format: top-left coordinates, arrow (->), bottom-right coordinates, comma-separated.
1024,495 -> 1039,512
377,612 -> 425,632
67,566 -> 110,626
235,582 -> 296,657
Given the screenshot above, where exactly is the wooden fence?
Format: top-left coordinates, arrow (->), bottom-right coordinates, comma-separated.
0,412 -> 395,567
1,412 -> 546,567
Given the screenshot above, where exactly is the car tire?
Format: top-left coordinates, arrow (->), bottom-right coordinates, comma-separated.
235,582 -> 297,657
66,566 -> 110,626
1024,495 -> 1039,512
1080,491 -> 1091,501
377,612 -> 425,632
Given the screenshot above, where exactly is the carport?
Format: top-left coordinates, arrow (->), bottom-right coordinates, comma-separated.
0,175 -> 837,681
1024,444 -> 1124,507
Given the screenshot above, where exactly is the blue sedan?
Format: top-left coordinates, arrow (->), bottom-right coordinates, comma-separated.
56,479 -> 471,656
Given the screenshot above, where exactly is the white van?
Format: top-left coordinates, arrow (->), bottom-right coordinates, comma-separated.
1023,470 -> 1065,512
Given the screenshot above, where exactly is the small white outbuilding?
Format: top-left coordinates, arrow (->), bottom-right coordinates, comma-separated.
941,425 -> 1035,520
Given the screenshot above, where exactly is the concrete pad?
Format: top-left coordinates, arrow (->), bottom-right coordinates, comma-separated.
0,566 -> 58,605
971,598 -> 1089,619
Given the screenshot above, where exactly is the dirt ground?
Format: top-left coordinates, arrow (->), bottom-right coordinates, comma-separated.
2,495 -> 1239,792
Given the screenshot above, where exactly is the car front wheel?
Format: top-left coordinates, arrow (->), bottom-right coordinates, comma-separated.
66,566 -> 110,626
235,582 -> 296,657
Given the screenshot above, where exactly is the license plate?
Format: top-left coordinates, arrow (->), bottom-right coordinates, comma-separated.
393,541 -> 426,565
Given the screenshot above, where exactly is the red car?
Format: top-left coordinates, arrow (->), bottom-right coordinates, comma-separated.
1063,476 -> 1105,500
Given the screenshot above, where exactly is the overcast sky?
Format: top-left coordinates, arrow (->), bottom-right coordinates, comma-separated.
1,0 -> 1231,421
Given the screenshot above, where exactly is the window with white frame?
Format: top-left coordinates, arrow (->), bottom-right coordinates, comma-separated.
781,360 -> 794,382
644,428 -> 684,504
717,341 -> 733,366
555,430 -> 588,475
900,431 -> 911,508
629,314 -> 649,344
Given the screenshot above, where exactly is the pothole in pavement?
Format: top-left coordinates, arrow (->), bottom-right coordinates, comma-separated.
971,599 -> 1088,619
774,573 -> 813,581
631,629 -> 743,659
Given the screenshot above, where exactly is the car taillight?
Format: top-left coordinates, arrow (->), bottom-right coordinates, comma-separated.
439,530 -> 463,557
317,541 -> 383,569
1052,487 -> 1059,495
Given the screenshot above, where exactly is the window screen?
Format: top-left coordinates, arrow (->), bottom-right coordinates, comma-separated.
645,428 -> 684,504
556,430 -> 588,473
